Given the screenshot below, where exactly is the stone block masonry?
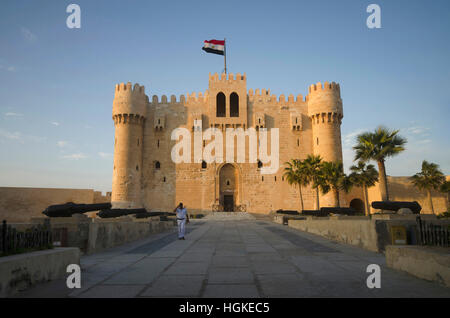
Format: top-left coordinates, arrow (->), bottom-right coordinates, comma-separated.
0,247 -> 80,297
386,246 -> 450,287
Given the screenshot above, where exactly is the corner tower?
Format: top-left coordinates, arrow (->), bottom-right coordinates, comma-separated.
307,81 -> 343,162
111,82 -> 147,208
307,82 -> 343,208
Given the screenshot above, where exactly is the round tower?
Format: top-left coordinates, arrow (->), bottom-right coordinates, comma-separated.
307,81 -> 343,207
111,82 -> 147,209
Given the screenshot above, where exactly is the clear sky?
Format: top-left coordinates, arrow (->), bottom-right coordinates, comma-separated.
0,0 -> 449,193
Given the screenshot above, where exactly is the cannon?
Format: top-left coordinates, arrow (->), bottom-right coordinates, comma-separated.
300,208 -> 358,217
134,211 -> 176,219
320,207 -> 358,216
371,201 -> 422,214
300,210 -> 328,217
42,202 -> 111,217
276,209 -> 299,215
96,208 -> 147,218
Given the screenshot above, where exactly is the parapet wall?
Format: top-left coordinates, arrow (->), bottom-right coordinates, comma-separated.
287,216 -> 448,252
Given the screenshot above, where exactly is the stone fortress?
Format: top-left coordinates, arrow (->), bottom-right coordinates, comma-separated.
111,72 -> 355,214
110,72 -> 448,215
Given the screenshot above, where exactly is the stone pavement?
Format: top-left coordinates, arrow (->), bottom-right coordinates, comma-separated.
13,217 -> 450,298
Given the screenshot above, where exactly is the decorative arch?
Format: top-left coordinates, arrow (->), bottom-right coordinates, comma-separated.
230,92 -> 239,117
216,92 -> 225,117
215,163 -> 243,211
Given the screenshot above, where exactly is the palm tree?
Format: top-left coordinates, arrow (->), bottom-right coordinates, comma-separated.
302,154 -> 323,209
317,161 -> 353,207
410,160 -> 445,214
283,159 -> 309,212
353,126 -> 407,201
350,161 -> 379,215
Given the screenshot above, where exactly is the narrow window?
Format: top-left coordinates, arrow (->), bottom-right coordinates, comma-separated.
216,92 -> 225,117
274,176 -> 277,182
297,139 -> 299,146
230,92 -> 239,117
201,160 -> 207,169
317,137 -> 319,145
257,160 -> 263,169
157,140 -> 160,148
136,165 -> 139,171
137,138 -> 139,146
262,176 -> 264,182
163,176 -> 166,182
226,180 -> 230,186
155,161 -> 160,170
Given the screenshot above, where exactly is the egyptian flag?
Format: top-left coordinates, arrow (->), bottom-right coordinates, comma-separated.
202,39 -> 225,55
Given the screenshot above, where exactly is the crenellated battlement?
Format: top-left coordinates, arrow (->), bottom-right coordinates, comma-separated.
113,82 -> 147,118
248,88 -> 305,105
115,82 -> 146,95
209,72 -> 246,82
306,81 -> 343,119
149,91 -> 209,105
306,81 -> 340,100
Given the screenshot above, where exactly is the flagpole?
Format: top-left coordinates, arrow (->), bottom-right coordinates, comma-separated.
224,38 -> 227,74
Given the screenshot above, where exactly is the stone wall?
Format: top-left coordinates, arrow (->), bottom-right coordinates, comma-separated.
22,215 -> 175,255
386,246 -> 450,287
0,247 -> 80,297
0,187 -> 111,223
287,215 -> 449,252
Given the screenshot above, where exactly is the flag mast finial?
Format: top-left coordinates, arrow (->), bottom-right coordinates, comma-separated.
224,38 -> 227,74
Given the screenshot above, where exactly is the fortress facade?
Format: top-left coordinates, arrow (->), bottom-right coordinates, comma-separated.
111,72 -> 360,214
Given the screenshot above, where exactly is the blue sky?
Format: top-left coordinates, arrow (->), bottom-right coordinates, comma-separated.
0,0 -> 449,193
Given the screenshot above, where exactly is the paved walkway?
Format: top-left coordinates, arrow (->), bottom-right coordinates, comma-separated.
14,217 -> 450,298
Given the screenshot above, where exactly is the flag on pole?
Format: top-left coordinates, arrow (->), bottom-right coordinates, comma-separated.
202,39 -> 225,55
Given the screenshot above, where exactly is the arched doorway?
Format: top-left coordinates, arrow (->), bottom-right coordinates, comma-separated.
219,164 -> 239,211
350,198 -> 365,214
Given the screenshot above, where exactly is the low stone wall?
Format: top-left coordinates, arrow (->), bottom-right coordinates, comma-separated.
87,217 -> 174,254
12,215 -> 175,255
287,215 -> 449,253
0,247 -> 80,297
288,216 -> 380,252
386,246 -> 450,287
273,214 -> 306,225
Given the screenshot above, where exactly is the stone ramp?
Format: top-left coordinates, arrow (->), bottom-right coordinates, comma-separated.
203,212 -> 255,220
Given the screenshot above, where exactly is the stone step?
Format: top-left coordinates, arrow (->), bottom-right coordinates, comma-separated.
203,212 -> 255,220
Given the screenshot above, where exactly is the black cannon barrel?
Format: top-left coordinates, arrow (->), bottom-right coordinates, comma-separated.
320,207 -> 358,216
371,201 -> 421,214
43,202 -> 112,217
276,210 -> 299,215
300,210 -> 326,216
97,208 -> 147,218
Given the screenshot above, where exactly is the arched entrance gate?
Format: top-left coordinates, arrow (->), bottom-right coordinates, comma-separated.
216,163 -> 241,212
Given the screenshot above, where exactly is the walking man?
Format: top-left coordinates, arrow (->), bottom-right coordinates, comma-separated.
174,202 -> 189,240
